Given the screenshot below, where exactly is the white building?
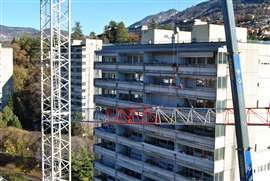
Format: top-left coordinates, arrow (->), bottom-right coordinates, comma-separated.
141,29 -> 191,44
71,39 -> 102,121
192,23 -> 247,43
93,23 -> 270,181
0,43 -> 13,111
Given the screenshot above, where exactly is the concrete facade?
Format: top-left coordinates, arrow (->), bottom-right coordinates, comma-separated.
92,23 -> 270,181
141,29 -> 191,44
71,39 -> 102,120
0,43 -> 13,111
192,24 -> 247,43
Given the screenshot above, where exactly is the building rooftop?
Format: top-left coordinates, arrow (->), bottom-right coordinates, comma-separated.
96,42 -> 227,55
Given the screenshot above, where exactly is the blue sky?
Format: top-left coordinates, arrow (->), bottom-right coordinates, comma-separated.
0,0 -> 204,34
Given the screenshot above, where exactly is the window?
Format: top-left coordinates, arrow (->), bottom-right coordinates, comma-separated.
214,147 -> 225,161
214,171 -> 224,181
215,125 -> 225,137
217,76 -> 227,89
216,100 -> 226,113
218,52 -> 228,64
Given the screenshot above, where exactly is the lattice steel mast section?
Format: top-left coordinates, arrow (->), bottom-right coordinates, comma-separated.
41,0 -> 71,180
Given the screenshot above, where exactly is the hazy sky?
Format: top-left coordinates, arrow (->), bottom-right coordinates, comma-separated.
0,0 -> 205,34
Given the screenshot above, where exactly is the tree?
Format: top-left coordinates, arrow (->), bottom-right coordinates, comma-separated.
1,106 -> 22,128
72,22 -> 84,40
89,32 -> 97,39
71,112 -> 84,136
128,33 -> 140,42
7,94 -> 14,111
11,36 -> 41,130
72,148 -> 93,181
116,22 -> 129,43
0,112 -> 7,128
149,19 -> 158,30
103,21 -> 130,43
104,20 -> 118,43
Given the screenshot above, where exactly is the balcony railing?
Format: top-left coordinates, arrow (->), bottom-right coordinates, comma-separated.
94,128 -> 214,175
94,79 -> 216,100
126,125 -> 214,151
94,161 -> 115,177
94,62 -> 217,76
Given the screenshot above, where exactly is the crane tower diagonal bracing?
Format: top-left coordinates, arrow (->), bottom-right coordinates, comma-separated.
41,0 -> 71,180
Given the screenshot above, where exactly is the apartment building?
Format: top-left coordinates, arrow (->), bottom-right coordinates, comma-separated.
71,39 -> 102,121
93,24 -> 270,181
0,43 -> 13,111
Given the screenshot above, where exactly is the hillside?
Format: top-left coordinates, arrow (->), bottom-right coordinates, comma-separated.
0,25 -> 39,41
129,0 -> 270,40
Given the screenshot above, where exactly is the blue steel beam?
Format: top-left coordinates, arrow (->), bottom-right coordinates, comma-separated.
221,0 -> 253,181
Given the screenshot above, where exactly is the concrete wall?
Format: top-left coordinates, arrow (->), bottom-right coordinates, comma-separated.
217,43 -> 270,181
0,44 -> 13,110
192,24 -> 247,43
141,29 -> 174,44
71,39 -> 102,121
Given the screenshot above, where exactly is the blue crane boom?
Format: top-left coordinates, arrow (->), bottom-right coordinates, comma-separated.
221,0 -> 253,180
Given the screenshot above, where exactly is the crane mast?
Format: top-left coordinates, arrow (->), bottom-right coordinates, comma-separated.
41,0 -> 71,180
221,0 -> 253,180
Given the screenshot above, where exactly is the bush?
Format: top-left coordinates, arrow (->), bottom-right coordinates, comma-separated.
72,148 -> 93,181
4,139 -> 16,156
1,106 -> 22,128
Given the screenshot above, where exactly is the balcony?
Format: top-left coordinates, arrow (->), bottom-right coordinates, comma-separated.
94,128 -> 116,142
176,152 -> 213,175
94,79 -> 216,100
117,136 -> 143,150
127,125 -> 214,151
94,161 -> 115,177
94,62 -> 216,76
143,143 -> 175,159
93,177 -> 102,181
117,154 -> 143,173
143,142 -> 213,174
94,95 -> 146,108
94,144 -> 116,158
117,172 -> 141,181
145,84 -> 216,100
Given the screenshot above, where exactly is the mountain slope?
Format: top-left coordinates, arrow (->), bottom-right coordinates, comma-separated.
129,0 -> 270,39
130,9 -> 179,28
0,25 -> 39,41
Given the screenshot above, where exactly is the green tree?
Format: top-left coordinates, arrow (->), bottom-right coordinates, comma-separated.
71,112 -> 84,136
72,148 -> 93,181
2,106 -> 22,128
104,20 -> 118,43
72,22 -> 84,40
116,22 -> 129,43
89,32 -> 97,39
103,21 -> 130,43
0,112 -> 7,128
7,94 -> 14,111
149,19 -> 158,30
